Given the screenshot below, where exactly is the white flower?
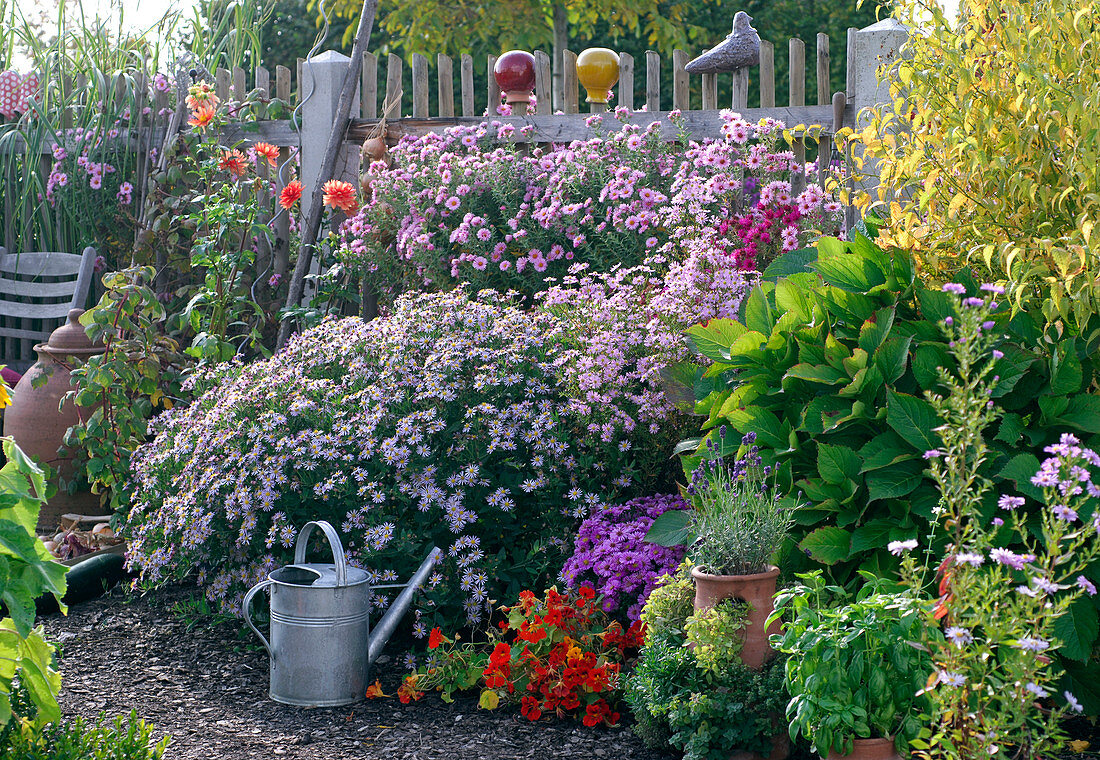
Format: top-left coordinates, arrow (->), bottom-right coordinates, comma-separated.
888,539 -> 918,556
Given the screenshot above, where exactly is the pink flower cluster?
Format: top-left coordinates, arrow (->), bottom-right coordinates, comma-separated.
336,109 -> 842,300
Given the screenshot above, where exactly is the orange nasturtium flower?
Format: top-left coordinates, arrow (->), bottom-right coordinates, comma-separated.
364,679 -> 388,699
187,106 -> 215,131
279,180 -> 303,210
322,179 -> 359,215
219,149 -> 249,179
253,141 -> 279,166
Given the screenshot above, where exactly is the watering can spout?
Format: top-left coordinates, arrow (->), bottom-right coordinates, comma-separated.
367,547 -> 441,666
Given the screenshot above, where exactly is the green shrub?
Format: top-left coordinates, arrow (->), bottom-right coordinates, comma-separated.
0,712 -> 168,759
668,231 -> 1100,702
626,566 -> 787,759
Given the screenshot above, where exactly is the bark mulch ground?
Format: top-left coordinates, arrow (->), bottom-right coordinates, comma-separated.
38,582 -> 683,760
37,582 -> 1100,760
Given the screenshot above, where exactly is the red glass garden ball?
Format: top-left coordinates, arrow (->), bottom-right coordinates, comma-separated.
494,50 -> 536,95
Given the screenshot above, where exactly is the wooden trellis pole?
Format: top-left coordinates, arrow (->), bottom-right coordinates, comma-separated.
277,0 -> 380,350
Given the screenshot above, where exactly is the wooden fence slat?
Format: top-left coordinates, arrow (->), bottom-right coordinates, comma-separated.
296,58 -> 304,103
789,38 -> 805,107
487,54 -> 500,115
460,54 -> 475,117
672,49 -> 690,111
759,40 -> 775,108
534,51 -> 552,115
846,28 -> 858,96
732,68 -> 749,110
215,68 -> 230,102
255,65 -> 270,99
275,65 -> 291,101
701,72 -> 717,110
645,51 -> 660,112
437,54 -> 454,118
386,54 -> 403,118
232,66 -> 246,101
411,53 -> 429,118
362,52 -> 377,118
618,52 -> 633,110
817,33 -> 830,106
562,49 -> 578,114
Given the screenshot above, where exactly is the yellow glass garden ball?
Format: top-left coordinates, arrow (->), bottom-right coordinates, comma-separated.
576,48 -> 620,104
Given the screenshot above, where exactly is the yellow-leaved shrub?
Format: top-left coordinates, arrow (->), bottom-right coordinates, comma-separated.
849,0 -> 1100,343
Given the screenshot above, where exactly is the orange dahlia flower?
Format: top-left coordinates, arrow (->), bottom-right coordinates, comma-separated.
185,83 -> 219,112
218,149 -> 249,178
279,180 -> 303,210
322,179 -> 358,215
187,106 -> 215,131
254,141 -> 279,166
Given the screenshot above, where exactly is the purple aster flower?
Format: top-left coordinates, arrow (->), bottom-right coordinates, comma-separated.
1077,576 -> 1097,596
963,297 -> 985,308
924,449 -> 942,459
942,283 -> 967,294
980,284 -> 1005,295
998,495 -> 1025,511
992,349 -> 1004,359
1016,636 -> 1050,652
991,548 -> 1029,570
937,671 -> 967,687
955,551 -> 984,567
1065,691 -> 1084,713
1025,682 -> 1049,698
945,626 -> 973,648
1052,504 -> 1078,522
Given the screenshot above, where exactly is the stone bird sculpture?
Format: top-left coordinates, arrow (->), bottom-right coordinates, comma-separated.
685,11 -> 762,74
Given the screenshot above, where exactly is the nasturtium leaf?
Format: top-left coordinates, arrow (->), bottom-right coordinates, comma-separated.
799,526 -> 852,565
886,390 -> 941,453
478,689 -> 501,710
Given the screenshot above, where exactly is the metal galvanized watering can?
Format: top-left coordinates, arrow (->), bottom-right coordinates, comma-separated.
243,520 -> 440,706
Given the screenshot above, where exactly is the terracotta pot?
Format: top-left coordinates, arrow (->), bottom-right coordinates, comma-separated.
825,737 -> 901,760
692,565 -> 780,669
4,309 -> 104,531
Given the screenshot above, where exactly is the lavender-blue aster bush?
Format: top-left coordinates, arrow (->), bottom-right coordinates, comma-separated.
561,494 -> 690,621
123,286 -> 709,632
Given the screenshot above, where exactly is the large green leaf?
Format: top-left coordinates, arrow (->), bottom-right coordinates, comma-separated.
1056,395 -> 1100,434
817,444 -> 862,485
866,462 -> 924,503
873,334 -> 913,384
784,363 -> 848,386
811,249 -> 886,294
799,526 -> 852,565
998,453 -> 1045,500
644,509 -> 694,547
858,307 -> 896,355
1050,338 -> 1084,396
886,390 -> 941,453
850,519 -> 909,554
859,433 -> 917,472
725,406 -> 791,451
742,285 -> 775,335
1054,598 -> 1099,662
683,319 -> 746,361
762,247 -> 818,279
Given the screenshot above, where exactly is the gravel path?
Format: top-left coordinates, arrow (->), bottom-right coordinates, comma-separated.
39,583 -> 681,760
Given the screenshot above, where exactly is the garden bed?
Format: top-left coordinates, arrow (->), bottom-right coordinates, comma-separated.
39,584 -> 682,760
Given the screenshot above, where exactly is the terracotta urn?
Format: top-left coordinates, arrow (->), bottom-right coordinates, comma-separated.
826,737 -> 901,760
692,565 -> 780,669
493,50 -> 536,107
576,48 -> 620,105
4,308 -> 105,530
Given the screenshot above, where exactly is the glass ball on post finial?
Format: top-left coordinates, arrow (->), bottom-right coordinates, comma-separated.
494,50 -> 536,109
576,48 -> 619,112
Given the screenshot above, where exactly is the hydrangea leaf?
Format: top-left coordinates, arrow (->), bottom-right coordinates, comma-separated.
799,526 -> 852,565
885,390 -> 941,453
1055,597 -> 1099,662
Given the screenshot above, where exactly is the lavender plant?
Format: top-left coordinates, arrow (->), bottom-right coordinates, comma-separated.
560,494 -> 690,621
895,284 -> 1100,759
686,429 -> 795,576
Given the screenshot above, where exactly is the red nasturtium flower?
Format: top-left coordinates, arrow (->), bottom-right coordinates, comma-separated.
253,141 -> 279,166
219,149 -> 248,178
322,179 -> 359,215
428,627 -> 444,650
279,180 -> 303,210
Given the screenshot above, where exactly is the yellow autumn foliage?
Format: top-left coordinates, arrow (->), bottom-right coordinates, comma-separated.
850,0 -> 1100,343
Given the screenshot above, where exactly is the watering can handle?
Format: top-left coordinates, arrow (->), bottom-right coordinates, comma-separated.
294,520 -> 348,587
242,579 -> 273,661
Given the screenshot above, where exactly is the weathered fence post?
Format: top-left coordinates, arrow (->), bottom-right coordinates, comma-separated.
846,19 -> 909,228
300,51 -> 360,218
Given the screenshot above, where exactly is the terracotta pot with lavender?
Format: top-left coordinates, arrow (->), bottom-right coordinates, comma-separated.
682,428 -> 795,669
